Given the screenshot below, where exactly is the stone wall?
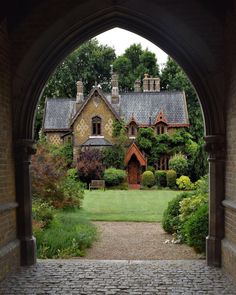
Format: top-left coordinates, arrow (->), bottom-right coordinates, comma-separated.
0,21 -> 20,280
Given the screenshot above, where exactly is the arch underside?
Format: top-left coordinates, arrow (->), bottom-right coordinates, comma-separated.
5,0 -> 228,272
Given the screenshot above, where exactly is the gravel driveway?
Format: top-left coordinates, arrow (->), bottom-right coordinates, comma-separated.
84,222 -> 203,260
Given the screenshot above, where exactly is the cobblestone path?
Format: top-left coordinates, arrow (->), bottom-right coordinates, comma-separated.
0,260 -> 236,294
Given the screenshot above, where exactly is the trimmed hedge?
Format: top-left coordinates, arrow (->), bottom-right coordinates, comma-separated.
155,170 -> 167,187
104,168 -> 126,186
141,171 -> 155,188
166,170 -> 177,188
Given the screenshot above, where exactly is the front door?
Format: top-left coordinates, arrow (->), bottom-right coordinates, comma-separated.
128,155 -> 140,184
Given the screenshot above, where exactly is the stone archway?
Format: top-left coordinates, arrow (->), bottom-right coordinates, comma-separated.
1,0 -> 235,280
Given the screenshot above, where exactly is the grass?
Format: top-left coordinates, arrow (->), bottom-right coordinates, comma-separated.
81,189 -> 179,222
34,210 -> 97,258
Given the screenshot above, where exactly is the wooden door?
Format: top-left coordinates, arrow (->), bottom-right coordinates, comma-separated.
128,158 -> 140,184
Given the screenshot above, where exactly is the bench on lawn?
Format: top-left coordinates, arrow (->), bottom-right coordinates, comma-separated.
89,180 -> 105,190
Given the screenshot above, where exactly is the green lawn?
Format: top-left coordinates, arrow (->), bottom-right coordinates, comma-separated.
81,189 -> 179,222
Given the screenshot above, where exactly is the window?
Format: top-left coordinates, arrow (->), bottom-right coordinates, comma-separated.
129,124 -> 137,136
92,116 -> 101,135
157,124 -> 166,135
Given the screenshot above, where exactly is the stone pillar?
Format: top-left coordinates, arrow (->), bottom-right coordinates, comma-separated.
15,139 -> 36,266
205,135 -> 225,267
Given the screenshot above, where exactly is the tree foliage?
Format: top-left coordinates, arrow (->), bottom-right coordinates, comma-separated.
113,43 -> 159,91
161,57 -> 204,141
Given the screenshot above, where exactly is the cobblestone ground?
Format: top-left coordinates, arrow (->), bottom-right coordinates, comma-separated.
0,260 -> 236,295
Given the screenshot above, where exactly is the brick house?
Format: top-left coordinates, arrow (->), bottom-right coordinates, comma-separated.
43,74 -> 189,184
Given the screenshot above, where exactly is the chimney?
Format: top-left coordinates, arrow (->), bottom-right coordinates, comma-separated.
134,79 -> 141,92
76,80 -> 84,111
142,74 -> 160,92
143,73 -> 149,92
111,73 -> 119,103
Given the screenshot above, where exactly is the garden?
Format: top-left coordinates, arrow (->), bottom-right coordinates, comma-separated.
31,128 -> 209,259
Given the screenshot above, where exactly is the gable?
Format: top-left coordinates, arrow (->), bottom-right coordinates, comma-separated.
72,89 -> 118,145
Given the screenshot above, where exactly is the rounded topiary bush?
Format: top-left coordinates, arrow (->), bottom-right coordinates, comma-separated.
155,170 -> 167,187
166,170 -> 177,188
141,171 -> 155,188
176,175 -> 193,190
162,192 -> 191,234
181,203 -> 208,253
104,168 -> 126,186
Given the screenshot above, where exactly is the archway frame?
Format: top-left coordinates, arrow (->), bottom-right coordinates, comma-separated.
11,3 -> 225,267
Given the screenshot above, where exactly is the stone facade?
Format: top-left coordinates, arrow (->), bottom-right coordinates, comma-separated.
73,92 -> 117,147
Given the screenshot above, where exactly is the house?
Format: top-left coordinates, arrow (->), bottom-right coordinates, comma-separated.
43,74 -> 189,184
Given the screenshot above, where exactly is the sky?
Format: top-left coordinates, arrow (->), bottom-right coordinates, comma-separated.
95,28 -> 168,68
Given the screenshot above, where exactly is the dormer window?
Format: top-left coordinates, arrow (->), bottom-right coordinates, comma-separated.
157,124 -> 166,135
129,123 -> 137,137
92,116 -> 101,135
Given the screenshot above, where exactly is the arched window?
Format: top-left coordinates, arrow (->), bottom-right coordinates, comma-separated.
92,116 -> 101,135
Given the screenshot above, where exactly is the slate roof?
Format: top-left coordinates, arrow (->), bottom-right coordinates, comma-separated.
81,137 -> 112,146
43,90 -> 189,130
43,98 -> 76,130
106,91 -> 189,125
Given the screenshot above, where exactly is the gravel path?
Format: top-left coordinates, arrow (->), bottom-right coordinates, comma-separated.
84,222 -> 203,260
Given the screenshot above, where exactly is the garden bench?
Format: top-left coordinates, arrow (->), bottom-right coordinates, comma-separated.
89,180 -> 105,190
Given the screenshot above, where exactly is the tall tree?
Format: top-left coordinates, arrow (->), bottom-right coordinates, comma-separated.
161,57 -> 204,141
35,39 -> 116,137
113,43 -> 159,91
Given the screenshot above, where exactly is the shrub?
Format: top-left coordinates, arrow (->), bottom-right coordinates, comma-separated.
162,192 -> 191,234
54,173 -> 85,209
181,203 -> 208,253
194,175 -> 209,194
32,200 -> 55,229
141,171 -> 155,188
169,153 -> 188,176
50,142 -> 73,167
104,168 -> 127,186
146,166 -> 155,173
155,170 -> 167,187
103,145 -> 125,169
31,142 -> 67,202
77,148 -> 105,185
179,193 -> 208,223
176,175 -> 193,190
166,170 -> 177,188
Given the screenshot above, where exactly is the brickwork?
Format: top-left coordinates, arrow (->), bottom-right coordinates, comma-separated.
224,13 -> 236,280
0,21 -> 20,281
73,93 -> 116,146
0,23 -> 15,205
46,132 -> 63,145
